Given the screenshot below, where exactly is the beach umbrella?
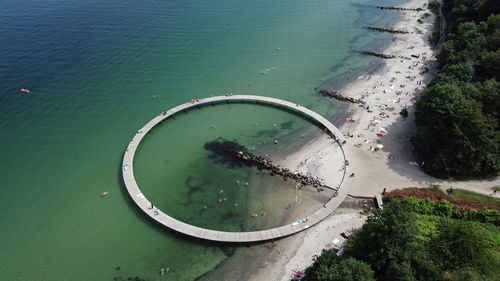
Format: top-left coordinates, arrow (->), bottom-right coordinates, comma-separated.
376,144 -> 384,149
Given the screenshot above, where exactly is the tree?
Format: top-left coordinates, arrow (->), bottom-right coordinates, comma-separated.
414,1 -> 500,178
304,257 -> 375,281
477,79 -> 500,119
303,198 -> 499,281
449,267 -> 490,281
430,220 -> 500,278
413,82 -> 500,177
341,200 -> 441,281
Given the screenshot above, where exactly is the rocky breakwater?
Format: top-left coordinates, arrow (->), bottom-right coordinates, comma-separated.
363,51 -> 396,59
204,138 -> 335,191
366,26 -> 410,34
376,6 -> 420,11
317,89 -> 361,104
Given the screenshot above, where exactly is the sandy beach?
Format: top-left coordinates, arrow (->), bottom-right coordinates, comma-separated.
245,200 -> 371,281
245,0 -> 500,280
281,0 -> 500,198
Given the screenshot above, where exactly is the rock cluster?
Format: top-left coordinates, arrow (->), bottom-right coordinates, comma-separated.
234,151 -> 332,191
204,138 -> 334,191
363,51 -> 396,59
317,90 -> 362,104
366,26 -> 409,34
376,6 -> 419,11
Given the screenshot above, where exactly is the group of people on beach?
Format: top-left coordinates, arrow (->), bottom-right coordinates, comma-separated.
339,45 -> 432,161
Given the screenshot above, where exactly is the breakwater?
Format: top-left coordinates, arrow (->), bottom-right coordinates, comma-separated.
376,6 -> 420,11
362,51 -> 396,59
366,26 -> 409,34
205,139 -> 335,191
317,89 -> 361,104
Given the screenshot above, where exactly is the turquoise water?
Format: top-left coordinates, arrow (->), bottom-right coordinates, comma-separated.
0,0 -> 406,280
134,102 -> 332,233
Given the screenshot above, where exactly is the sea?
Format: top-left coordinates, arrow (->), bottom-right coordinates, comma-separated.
0,0 -> 406,280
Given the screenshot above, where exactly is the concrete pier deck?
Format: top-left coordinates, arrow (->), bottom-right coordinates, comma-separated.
122,95 -> 347,242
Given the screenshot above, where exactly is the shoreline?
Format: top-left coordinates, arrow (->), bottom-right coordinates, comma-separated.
245,0 -> 495,279
248,0 -> 435,278
207,0 -> 500,279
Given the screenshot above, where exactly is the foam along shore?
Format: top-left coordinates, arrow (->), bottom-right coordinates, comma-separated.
247,0 -> 499,279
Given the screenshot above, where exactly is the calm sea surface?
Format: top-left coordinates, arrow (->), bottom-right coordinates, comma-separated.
0,0 -> 405,280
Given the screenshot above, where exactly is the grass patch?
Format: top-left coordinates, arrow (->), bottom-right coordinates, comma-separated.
450,189 -> 500,206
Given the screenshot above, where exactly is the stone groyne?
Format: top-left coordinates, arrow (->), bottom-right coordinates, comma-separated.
205,139 -> 335,191
362,51 -> 396,59
376,6 -> 420,11
366,26 -> 410,34
317,89 -> 362,104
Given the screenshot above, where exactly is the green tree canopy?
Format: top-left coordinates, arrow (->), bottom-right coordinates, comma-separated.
430,220 -> 500,278
303,257 -> 375,281
413,4 -> 500,178
303,198 -> 500,281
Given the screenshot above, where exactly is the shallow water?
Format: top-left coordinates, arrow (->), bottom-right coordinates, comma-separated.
134,102 -> 330,232
0,0 -> 406,280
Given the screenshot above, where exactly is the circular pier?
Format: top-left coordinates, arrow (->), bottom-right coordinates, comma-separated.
122,95 -> 347,242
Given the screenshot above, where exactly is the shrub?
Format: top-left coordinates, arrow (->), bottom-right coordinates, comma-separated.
399,108 -> 408,118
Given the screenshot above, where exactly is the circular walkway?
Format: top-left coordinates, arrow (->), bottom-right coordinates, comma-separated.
122,95 -> 348,242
